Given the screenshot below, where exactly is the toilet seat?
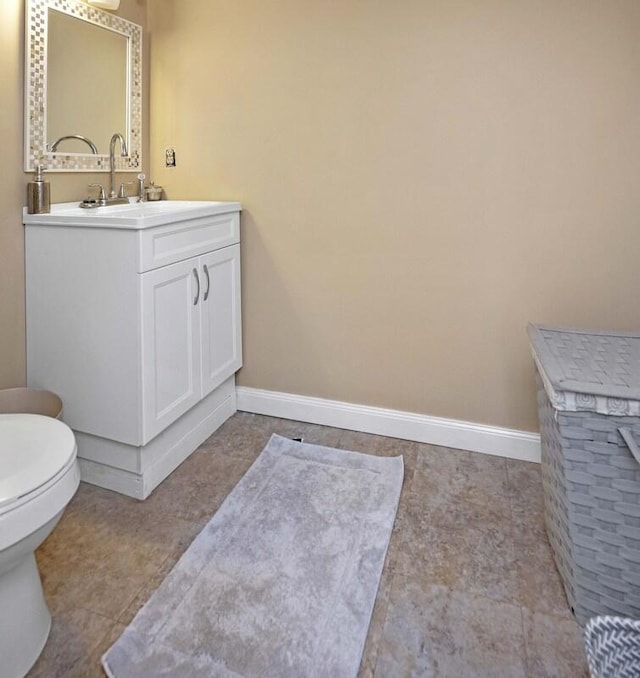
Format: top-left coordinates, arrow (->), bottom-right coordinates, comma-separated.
0,414 -> 79,678
0,414 -> 77,512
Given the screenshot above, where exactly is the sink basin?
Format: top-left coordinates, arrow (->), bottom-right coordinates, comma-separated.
23,200 -> 242,229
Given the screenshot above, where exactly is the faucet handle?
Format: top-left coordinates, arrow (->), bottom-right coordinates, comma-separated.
118,181 -> 134,199
87,183 -> 107,205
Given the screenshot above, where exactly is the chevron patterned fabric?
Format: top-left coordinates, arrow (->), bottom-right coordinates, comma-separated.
584,616 -> 640,678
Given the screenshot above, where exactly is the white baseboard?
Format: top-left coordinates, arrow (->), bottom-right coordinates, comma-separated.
236,387 -> 541,463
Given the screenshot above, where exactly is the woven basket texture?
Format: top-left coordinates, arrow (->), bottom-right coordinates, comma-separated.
537,372 -> 640,626
584,615 -> 640,678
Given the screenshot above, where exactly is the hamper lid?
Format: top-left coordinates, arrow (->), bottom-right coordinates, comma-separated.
527,324 -> 640,415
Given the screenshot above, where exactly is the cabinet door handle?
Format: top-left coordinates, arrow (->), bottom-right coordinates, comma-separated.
203,264 -> 210,301
193,268 -> 200,305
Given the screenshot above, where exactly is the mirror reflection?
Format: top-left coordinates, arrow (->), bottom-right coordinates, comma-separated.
25,0 -> 142,172
47,9 -> 128,156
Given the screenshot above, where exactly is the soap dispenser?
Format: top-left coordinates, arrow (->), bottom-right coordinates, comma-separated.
27,164 -> 50,214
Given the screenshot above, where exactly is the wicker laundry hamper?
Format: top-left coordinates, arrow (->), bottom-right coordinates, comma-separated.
584,616 -> 640,678
528,324 -> 640,626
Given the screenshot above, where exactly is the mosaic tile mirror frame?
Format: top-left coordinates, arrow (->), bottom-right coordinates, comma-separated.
25,0 -> 142,172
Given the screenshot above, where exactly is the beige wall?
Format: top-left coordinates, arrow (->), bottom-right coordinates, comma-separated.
148,0 -> 640,433
0,1 -> 26,387
3,1 -> 639,434
0,0 -> 148,388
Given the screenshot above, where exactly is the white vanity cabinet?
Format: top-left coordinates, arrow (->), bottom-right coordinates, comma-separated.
24,201 -> 242,499
141,244 -> 241,442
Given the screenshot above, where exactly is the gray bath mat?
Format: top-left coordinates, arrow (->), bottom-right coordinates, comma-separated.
102,434 -> 404,677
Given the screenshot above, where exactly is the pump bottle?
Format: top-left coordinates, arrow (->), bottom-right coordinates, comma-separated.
27,164 -> 50,214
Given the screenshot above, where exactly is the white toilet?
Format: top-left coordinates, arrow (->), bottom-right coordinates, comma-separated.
0,413 -> 80,678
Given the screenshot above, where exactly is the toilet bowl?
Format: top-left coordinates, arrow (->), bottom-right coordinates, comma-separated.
0,413 -> 79,678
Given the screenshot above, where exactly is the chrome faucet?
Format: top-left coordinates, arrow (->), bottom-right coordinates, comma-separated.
109,133 -> 128,199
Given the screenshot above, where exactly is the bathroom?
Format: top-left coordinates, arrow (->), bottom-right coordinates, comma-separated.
2,0 -> 640,675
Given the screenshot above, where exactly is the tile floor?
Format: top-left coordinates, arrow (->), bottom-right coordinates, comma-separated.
28,413 -> 588,677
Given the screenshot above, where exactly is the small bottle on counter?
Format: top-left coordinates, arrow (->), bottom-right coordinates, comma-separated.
145,181 -> 163,201
27,164 -> 50,214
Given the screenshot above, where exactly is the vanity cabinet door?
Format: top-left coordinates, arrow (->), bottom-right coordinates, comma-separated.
141,258 -> 202,443
200,244 -> 242,397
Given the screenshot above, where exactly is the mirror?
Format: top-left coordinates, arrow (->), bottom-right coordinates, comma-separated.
25,0 -> 142,172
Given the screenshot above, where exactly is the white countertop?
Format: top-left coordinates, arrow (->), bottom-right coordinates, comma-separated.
23,200 -> 242,229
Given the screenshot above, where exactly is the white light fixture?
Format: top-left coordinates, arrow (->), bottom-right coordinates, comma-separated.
87,0 -> 121,10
